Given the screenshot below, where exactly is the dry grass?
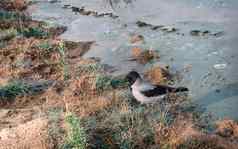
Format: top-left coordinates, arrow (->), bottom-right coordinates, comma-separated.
0,38 -> 75,80
215,119 -> 238,143
177,135 -> 238,149
0,0 -> 28,11
0,118 -> 55,149
155,114 -> 201,148
131,47 -> 159,64
144,66 -> 170,85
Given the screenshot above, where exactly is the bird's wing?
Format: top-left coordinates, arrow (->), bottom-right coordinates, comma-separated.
138,81 -> 156,91
140,85 -> 176,97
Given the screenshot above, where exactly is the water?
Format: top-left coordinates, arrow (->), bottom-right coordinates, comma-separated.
28,0 -> 238,120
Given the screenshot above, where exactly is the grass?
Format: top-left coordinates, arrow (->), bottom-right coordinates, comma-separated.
176,137 -> 222,149
0,11 -> 49,39
0,10 -> 58,39
0,10 -> 29,21
76,62 -> 128,91
79,97 -> 171,148
0,28 -> 17,41
0,9 -> 47,38
48,108 -> 65,148
0,80 -> 53,102
35,41 -> 61,57
62,113 -> 87,149
57,41 -> 70,80
0,81 -> 30,101
38,41 -> 53,51
96,74 -> 129,91
158,105 -> 171,126
20,27 -> 49,38
36,41 -> 70,80
75,87 -> 194,149
77,63 -> 103,74
178,101 -> 216,133
113,107 -> 156,148
95,74 -> 112,91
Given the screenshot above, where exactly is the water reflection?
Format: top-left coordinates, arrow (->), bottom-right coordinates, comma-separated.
198,83 -> 238,105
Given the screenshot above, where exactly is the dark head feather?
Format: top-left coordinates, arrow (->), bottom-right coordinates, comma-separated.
125,71 -> 141,86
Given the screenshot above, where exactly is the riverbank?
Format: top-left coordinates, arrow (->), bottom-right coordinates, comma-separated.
0,1 -> 238,149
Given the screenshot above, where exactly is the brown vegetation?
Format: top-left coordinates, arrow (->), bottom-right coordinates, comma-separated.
144,66 -> 170,84
0,0 -> 28,11
131,47 -> 159,64
0,118 -> 55,149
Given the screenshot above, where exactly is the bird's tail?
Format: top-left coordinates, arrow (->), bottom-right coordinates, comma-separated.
174,87 -> 189,93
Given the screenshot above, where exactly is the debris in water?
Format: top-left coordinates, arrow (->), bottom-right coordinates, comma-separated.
49,0 -> 59,3
183,64 -> 193,72
136,21 -> 178,33
161,26 -> 178,33
213,31 -> 225,37
190,30 -> 199,36
130,34 -> 144,44
151,25 -> 164,30
70,6 -> 118,19
136,21 -> 152,28
215,89 -> 221,93
190,30 -> 210,36
213,64 -> 227,70
62,4 -> 71,9
190,30 -> 224,37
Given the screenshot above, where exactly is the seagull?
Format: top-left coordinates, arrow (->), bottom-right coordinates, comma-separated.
125,71 -> 189,104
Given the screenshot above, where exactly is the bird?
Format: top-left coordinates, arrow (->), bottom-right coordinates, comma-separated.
125,71 -> 189,104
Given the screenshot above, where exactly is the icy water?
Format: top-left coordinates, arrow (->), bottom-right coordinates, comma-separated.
28,0 -> 238,120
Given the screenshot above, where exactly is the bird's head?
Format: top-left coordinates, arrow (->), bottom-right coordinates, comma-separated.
125,71 -> 141,86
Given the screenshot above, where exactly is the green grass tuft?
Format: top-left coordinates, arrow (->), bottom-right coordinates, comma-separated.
0,81 -> 30,100
38,41 -> 53,51
57,41 -> 70,80
48,108 -> 65,148
0,28 -> 17,41
95,75 -> 112,91
63,113 -> 87,149
77,63 -> 103,75
0,10 -> 29,21
96,74 -> 129,91
20,27 -> 49,38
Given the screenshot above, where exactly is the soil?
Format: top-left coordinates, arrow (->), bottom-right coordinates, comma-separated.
0,118 -> 54,149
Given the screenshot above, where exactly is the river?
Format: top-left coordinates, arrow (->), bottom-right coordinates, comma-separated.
28,0 -> 238,120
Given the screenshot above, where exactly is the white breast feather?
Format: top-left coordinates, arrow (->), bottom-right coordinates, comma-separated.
131,80 -> 165,104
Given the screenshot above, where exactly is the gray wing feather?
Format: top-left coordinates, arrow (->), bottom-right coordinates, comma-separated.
138,81 -> 156,91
